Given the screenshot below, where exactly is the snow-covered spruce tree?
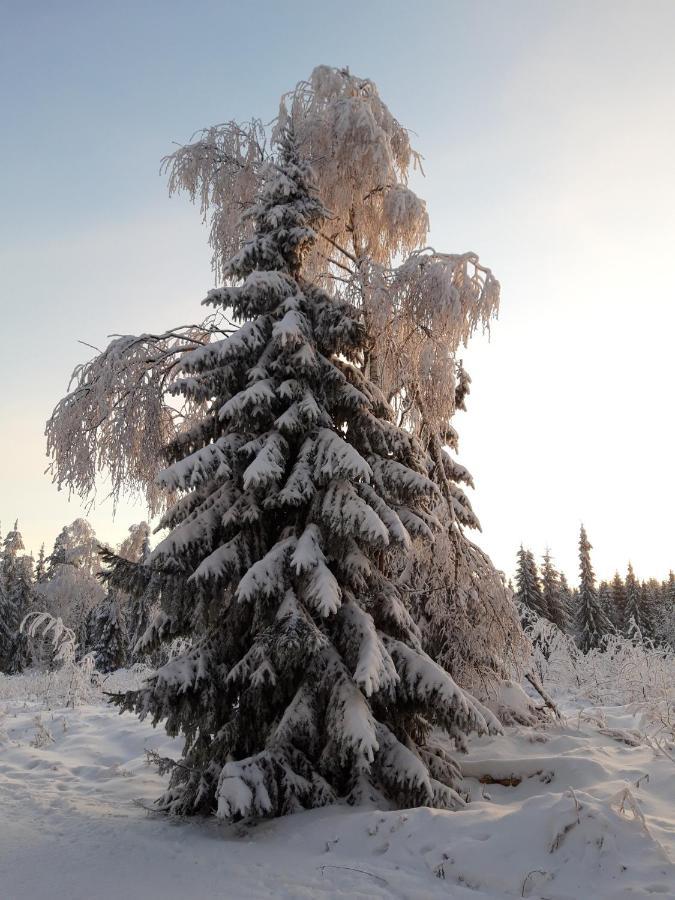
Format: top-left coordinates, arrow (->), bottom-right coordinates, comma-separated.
623,563 -> 643,638
515,546 -> 547,621
541,549 -> 568,632
609,571 -> 626,633
653,571 -> 675,649
124,532 -> 162,664
558,571 -> 574,631
35,544 -> 47,584
598,580 -> 614,626
575,526 -> 612,653
90,592 -> 128,673
113,521 -> 162,664
0,521 -> 34,672
642,578 -> 660,640
107,133 -> 499,819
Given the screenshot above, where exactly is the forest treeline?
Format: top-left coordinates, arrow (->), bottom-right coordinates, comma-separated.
515,525 -> 674,652
0,518 -> 159,674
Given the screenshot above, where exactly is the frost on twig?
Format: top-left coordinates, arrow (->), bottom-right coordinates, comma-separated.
20,612 -> 97,707
46,319 -> 230,512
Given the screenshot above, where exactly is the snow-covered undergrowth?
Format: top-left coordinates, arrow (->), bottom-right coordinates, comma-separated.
530,620 -> 675,754
1,670 -> 673,899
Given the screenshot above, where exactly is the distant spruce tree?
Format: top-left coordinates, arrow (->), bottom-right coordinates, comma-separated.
125,533 -> 161,664
0,522 -> 34,672
575,526 -> 612,653
609,572 -> 626,632
104,132 -> 498,820
640,579 -> 660,640
515,546 -> 547,620
559,572 -> 575,628
598,580 -> 614,626
653,571 -> 675,648
34,544 -> 47,584
623,563 -> 643,637
91,592 -> 128,673
541,549 -> 568,631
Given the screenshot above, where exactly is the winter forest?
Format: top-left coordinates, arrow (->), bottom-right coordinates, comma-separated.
2,39 -> 674,900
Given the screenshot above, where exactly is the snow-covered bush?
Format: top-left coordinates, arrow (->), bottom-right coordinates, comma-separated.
526,615 -> 675,745
12,612 -> 98,708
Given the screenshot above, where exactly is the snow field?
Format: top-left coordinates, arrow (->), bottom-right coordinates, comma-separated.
1,693 -> 673,899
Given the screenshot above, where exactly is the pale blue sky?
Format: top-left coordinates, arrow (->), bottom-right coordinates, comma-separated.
2,1 -> 674,583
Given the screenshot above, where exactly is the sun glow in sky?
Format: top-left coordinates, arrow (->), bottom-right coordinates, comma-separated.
1,0 -> 673,584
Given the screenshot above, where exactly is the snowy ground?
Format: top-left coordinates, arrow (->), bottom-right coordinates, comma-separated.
1,690 -> 673,899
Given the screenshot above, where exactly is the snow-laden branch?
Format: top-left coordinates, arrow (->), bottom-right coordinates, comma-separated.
349,249 -> 500,434
46,318 -> 231,512
162,120 -> 267,284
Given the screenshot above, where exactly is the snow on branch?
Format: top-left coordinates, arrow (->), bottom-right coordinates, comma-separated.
46,319 -> 230,512
161,67 -> 428,283
354,250 -> 500,435
162,120 -> 267,283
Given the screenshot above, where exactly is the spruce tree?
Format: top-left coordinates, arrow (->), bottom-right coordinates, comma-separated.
35,544 -> 47,583
107,133 -> 497,819
515,546 -> 547,620
623,563 -> 643,637
598,580 -> 613,624
541,549 -> 568,631
636,581 -> 655,641
559,572 -> 575,630
126,533 -> 161,664
91,592 -> 128,673
0,523 -> 35,672
575,525 -> 612,652
610,572 -> 626,632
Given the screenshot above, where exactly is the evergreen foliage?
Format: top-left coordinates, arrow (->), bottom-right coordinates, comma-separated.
126,534 -> 161,664
623,563 -> 643,637
541,549 -> 568,631
610,572 -> 626,632
0,522 -> 34,672
575,526 -> 613,653
106,133 -> 499,820
515,546 -> 547,620
90,593 -> 127,673
35,544 -> 47,584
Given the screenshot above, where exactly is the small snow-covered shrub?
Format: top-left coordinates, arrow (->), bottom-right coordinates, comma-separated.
30,714 -> 55,748
10,612 -> 99,707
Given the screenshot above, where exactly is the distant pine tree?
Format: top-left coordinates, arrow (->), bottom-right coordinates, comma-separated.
575,525 -> 612,653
